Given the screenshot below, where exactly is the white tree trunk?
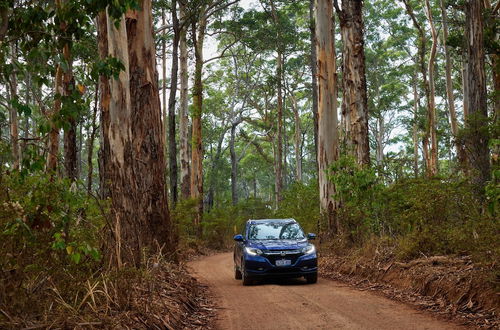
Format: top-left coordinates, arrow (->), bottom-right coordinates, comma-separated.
315,0 -> 339,233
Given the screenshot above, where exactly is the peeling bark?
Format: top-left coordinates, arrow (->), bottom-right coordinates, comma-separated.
97,11 -> 111,199
315,0 -> 339,233
190,12 -> 207,233
337,0 -> 370,166
424,0 -> 438,176
8,45 -> 19,171
291,94 -> 302,182
464,0 -> 490,190
167,0 -> 179,205
126,0 -> 173,258
179,2 -> 190,199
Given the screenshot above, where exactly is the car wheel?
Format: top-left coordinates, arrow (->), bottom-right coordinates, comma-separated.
235,265 -> 242,280
305,273 -> 317,284
241,261 -> 252,286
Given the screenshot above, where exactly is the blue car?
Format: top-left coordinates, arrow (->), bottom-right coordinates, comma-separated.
233,218 -> 318,286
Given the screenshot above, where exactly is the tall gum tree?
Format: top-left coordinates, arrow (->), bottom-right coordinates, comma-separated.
125,0 -> 173,257
179,2 -> 190,199
424,0 -> 438,176
315,0 -> 339,233
98,0 -> 174,266
335,0 -> 370,166
464,0 -> 490,190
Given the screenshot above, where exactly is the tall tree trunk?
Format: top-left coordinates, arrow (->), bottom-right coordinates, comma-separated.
291,94 -> 302,182
207,130 -> 226,210
485,0 -> 499,178
464,0 -> 490,190
62,43 -> 78,181
403,0 -> 432,176
336,0 -> 370,166
412,66 -> 420,178
424,0 -> 438,176
179,2 -> 190,199
315,0 -> 339,233
97,11 -> 111,199
230,122 -> 239,205
376,115 -> 384,167
440,0 -> 467,172
8,45 -> 19,170
87,83 -> 99,193
47,62 -> 64,173
167,0 -> 180,205
104,10 -> 134,267
161,8 -> 167,180
125,0 -> 174,258
274,51 -> 284,205
191,14 -> 207,233
309,0 -> 319,172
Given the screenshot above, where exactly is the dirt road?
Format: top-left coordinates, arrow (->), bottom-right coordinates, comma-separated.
189,253 -> 465,330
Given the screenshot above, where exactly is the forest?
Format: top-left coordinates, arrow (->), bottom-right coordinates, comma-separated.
0,0 -> 498,328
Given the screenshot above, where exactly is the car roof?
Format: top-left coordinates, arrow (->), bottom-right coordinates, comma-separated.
247,218 -> 296,224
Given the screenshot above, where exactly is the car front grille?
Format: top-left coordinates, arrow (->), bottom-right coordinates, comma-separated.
262,250 -> 303,266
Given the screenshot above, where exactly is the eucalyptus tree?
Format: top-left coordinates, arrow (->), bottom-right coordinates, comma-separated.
334,0 -> 370,167
314,0 -> 339,233
464,0 -> 490,190
97,0 -> 174,266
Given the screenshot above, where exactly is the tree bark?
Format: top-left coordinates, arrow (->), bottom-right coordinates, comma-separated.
8,45 -> 19,171
87,83 -> 99,193
424,0 -> 438,176
412,66 -> 420,178
190,13 -> 207,233
464,0 -> 490,190
62,43 -> 78,181
207,130 -> 226,210
440,0 -> 467,172
47,62 -> 64,173
179,2 -> 190,199
376,115 -> 384,167
167,0 -> 179,205
402,0 -> 432,176
275,51 -> 283,205
97,11 -> 111,199
315,0 -> 339,233
125,0 -> 174,258
230,121 -> 239,205
309,0 -> 319,173
291,93 -> 302,182
104,10 -> 134,267
337,0 -> 370,166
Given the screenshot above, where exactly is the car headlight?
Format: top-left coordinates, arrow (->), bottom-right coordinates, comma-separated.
245,247 -> 263,256
302,244 -> 316,255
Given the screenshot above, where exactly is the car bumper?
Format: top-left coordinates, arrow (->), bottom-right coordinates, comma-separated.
243,253 -> 318,278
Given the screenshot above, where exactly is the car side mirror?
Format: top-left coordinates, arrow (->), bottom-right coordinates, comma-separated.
234,234 -> 244,242
307,233 -> 317,240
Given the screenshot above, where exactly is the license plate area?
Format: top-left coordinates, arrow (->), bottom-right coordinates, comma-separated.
275,259 -> 291,266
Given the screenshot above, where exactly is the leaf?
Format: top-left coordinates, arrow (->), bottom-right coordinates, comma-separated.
66,245 -> 74,254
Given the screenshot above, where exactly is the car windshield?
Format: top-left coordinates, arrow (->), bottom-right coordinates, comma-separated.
247,222 -> 305,240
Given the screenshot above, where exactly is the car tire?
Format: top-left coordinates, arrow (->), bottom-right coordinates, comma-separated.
235,265 -> 242,280
305,273 -> 318,284
241,261 -> 252,286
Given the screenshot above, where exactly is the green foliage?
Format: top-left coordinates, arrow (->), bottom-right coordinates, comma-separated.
0,171 -> 106,316
329,156 -> 384,243
328,158 -> 499,263
274,181 -> 320,235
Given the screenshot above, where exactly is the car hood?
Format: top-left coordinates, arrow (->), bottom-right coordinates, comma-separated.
247,239 -> 309,251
